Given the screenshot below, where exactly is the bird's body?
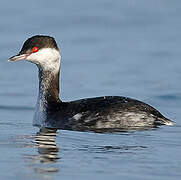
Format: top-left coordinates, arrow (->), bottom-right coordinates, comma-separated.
34,96 -> 173,132
9,35 -> 175,132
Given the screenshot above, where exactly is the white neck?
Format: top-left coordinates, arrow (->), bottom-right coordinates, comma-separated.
31,48 -> 61,126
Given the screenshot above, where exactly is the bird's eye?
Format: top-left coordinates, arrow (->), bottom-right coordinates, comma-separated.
32,46 -> 39,53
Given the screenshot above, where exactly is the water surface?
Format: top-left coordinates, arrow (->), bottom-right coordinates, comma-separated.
0,0 -> 181,179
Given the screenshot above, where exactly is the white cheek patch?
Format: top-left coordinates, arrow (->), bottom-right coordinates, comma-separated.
27,48 -> 61,72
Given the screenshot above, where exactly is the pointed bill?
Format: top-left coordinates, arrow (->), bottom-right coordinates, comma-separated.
8,54 -> 28,62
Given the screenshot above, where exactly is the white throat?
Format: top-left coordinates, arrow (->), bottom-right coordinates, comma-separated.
27,48 -> 61,72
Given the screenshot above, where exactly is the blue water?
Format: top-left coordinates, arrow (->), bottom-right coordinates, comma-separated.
0,0 -> 181,179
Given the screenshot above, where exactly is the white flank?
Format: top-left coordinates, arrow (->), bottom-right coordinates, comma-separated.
73,113 -> 82,120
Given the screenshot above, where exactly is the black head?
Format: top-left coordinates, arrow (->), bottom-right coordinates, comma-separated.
19,35 -> 59,54
9,35 -> 60,62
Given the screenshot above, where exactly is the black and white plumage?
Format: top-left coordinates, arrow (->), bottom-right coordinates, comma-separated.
9,35 -> 175,132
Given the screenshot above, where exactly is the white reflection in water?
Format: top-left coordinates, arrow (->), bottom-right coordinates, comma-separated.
24,128 -> 59,179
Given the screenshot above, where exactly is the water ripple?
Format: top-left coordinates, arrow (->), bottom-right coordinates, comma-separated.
0,105 -> 34,111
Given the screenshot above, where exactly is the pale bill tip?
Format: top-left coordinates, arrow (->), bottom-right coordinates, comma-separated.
8,54 -> 27,62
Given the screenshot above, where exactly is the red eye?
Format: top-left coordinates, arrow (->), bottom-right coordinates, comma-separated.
32,46 -> 39,53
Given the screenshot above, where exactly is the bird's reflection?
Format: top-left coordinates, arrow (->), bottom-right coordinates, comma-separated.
35,128 -> 59,164
24,128 -> 60,176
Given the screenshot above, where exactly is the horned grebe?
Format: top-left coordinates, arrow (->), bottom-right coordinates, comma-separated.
8,35 -> 175,132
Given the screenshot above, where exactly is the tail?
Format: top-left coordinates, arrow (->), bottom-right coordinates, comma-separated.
155,117 -> 175,126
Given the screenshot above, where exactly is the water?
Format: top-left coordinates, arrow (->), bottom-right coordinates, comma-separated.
0,0 -> 181,179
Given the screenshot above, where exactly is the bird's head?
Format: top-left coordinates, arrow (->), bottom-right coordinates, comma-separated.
9,35 -> 61,71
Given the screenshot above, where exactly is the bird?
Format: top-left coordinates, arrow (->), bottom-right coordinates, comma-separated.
8,35 -> 175,132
